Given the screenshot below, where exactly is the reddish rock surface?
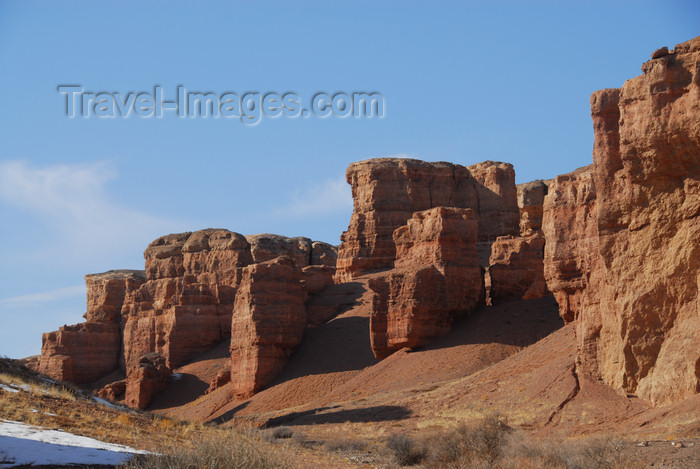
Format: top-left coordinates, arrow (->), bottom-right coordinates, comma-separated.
122,229 -> 253,370
206,370 -> 231,394
37,227 -> 335,399
125,353 -> 171,410
230,257 -> 307,398
368,207 -> 484,358
245,233 -> 313,267
301,265 -> 338,325
97,379 -> 126,401
38,270 -> 145,384
488,234 -> 547,302
335,158 -> 518,282
466,161 -> 520,241
311,241 -> 338,267
517,180 -> 550,235
582,37 -> 700,405
541,166 -> 598,323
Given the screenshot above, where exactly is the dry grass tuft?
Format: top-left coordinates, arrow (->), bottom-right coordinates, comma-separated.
324,438 -> 369,453
125,428 -> 288,469
386,432 -> 426,466
417,413 -> 636,469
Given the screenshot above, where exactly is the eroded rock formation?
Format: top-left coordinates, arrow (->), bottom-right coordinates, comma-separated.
582,38 -> 700,405
125,352 -> 171,410
335,158 -> 518,282
542,166 -> 598,323
122,230 -> 253,370
37,228 -> 335,402
488,234 -> 546,302
467,161 -> 520,241
368,207 -> 484,358
542,37 -> 700,406
517,180 -> 550,235
32,37 -> 700,410
38,270 -> 145,384
230,257 -> 307,398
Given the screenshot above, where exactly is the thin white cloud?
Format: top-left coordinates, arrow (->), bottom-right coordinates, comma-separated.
0,285 -> 85,307
276,176 -> 353,218
0,160 -> 181,260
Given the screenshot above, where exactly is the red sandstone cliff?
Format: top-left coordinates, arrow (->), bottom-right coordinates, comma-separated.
368,207 -> 484,359
517,180 -> 550,236
541,166 -> 598,323
230,257 -> 307,398
37,228 -> 336,407
584,38 -> 700,405
38,270 -> 145,384
541,37 -> 700,406
488,233 -> 546,302
335,158 -> 518,282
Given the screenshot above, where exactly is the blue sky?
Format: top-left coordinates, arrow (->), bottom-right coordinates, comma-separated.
0,1 -> 698,358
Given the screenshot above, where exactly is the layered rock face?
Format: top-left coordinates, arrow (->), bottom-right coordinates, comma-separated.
230,257 -> 307,398
467,161 -> 520,241
125,353 -> 171,410
488,234 -> 546,302
368,207 -> 484,358
37,228 -> 336,405
583,38 -> 700,405
246,234 -> 311,266
517,180 -> 550,235
335,158 -> 518,281
541,166 -> 598,323
38,270 -> 145,384
122,230 -> 253,370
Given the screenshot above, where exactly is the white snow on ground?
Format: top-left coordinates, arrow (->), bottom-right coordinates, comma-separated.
0,420 -> 150,467
171,373 -> 182,381
93,396 -> 129,412
0,384 -> 31,394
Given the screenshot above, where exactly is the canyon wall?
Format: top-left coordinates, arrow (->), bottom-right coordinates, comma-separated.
542,166 -> 598,323
517,180 -> 550,235
38,229 -> 336,407
368,207 -> 484,359
585,38 -> 700,405
38,270 -> 145,384
335,158 -> 518,282
489,234 -> 546,302
230,257 -> 307,398
542,37 -> 700,405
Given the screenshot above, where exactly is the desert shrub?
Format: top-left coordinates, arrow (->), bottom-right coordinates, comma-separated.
386,433 -> 426,466
470,413 -> 510,464
290,430 -> 317,448
424,413 -> 510,468
498,434 -> 634,469
271,426 -> 293,439
563,437 -> 630,469
423,424 -> 475,468
125,430 -> 287,469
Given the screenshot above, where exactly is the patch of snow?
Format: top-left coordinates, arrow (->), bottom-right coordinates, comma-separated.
0,385 -> 19,394
171,373 -> 183,381
0,420 -> 149,468
0,383 -> 33,394
0,384 -> 29,393
92,396 -> 128,412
